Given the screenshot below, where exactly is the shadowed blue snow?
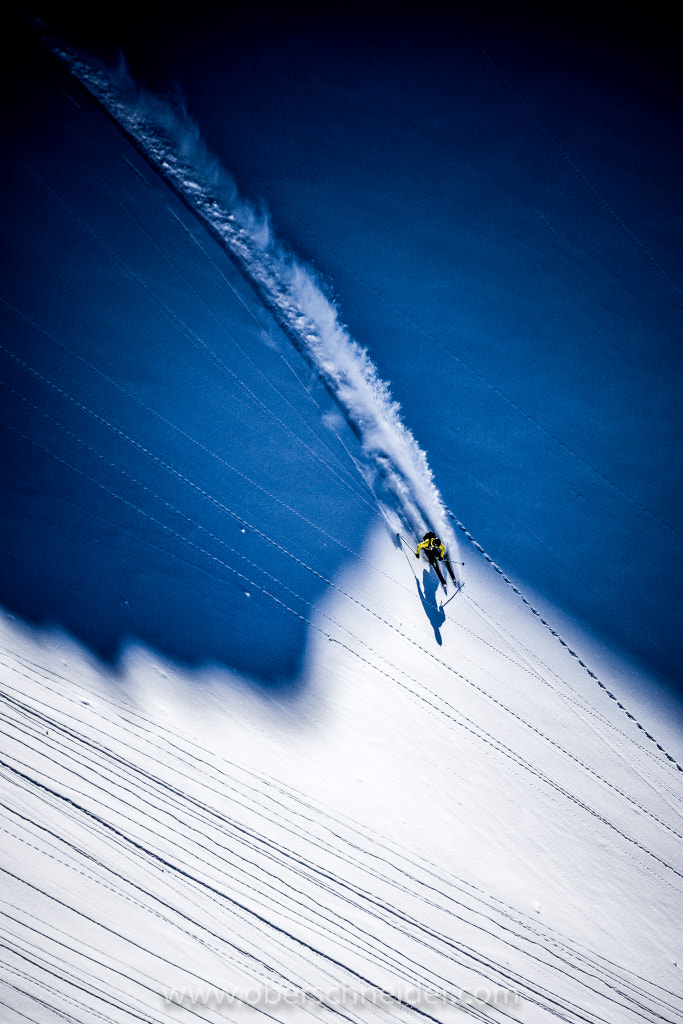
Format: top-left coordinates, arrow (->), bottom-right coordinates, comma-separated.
1,8 -> 681,695
0,26 -> 380,684
47,44 -> 461,563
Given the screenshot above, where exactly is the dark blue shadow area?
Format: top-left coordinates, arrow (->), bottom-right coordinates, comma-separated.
66,1 -> 679,695
0,21 -> 374,687
416,571 -> 445,646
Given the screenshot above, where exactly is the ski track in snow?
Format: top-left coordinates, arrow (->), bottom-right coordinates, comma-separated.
48,45 -> 461,573
1,632 -> 682,1024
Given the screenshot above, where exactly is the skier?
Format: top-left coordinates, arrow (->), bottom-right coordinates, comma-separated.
415,532 -> 456,590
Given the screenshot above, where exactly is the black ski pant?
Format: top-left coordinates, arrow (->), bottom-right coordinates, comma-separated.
426,554 -> 456,587
426,555 -> 447,587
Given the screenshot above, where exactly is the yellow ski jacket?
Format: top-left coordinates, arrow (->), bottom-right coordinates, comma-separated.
416,536 -> 445,559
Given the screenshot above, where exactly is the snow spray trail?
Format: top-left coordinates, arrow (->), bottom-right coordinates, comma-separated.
48,44 -> 461,577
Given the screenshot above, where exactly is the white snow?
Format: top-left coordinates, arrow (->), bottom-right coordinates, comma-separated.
2,525 -> 682,1024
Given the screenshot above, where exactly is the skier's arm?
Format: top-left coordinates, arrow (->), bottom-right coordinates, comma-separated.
416,540 -> 428,558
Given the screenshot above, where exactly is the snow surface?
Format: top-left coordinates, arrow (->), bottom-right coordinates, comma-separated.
3,532 -> 683,1024
1,13 -> 683,1024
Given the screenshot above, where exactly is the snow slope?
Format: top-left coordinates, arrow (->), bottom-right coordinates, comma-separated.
1,19 -> 683,1024
2,532 -> 683,1024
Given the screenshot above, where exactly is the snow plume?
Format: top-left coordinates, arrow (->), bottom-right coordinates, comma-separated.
52,45 -> 460,570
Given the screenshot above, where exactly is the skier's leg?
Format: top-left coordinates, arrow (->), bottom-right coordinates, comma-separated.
445,557 -> 456,582
432,560 -> 447,589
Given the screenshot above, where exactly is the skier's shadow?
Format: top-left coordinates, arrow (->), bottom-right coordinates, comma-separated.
416,569 -> 446,645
